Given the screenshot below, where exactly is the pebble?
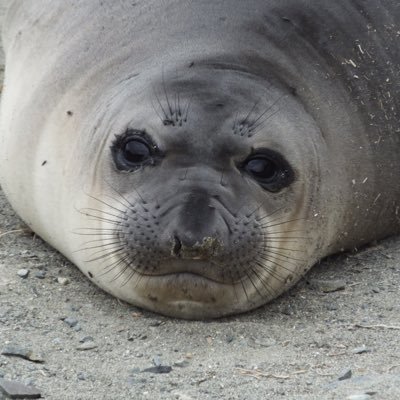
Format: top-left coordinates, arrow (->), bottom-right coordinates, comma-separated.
352,346 -> 371,354
57,277 -> 70,285
173,392 -> 195,400
34,271 -> 46,279
338,368 -> 352,381
142,365 -> 173,374
153,356 -> 162,367
63,317 -> 79,328
76,342 -> 98,351
173,360 -> 190,368
79,336 -> 94,343
0,378 -> 41,399
346,395 -> 371,400
77,372 -> 87,381
1,346 -> 44,363
17,269 -> 29,279
225,334 -> 235,343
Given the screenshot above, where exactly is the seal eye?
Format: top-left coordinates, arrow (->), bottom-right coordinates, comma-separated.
241,149 -> 294,192
123,139 -> 151,164
111,130 -> 160,171
245,157 -> 277,181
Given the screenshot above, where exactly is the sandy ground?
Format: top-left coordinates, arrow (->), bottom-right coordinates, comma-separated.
0,2 -> 400,399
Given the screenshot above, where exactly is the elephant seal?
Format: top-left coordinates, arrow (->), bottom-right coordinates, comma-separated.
0,1 -> 399,319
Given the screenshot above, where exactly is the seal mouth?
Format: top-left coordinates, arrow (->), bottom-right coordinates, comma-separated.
132,263 -> 246,285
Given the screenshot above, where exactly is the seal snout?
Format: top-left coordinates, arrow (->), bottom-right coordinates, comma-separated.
167,189 -> 224,260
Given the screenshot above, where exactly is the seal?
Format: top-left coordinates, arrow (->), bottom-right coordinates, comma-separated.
0,1 -> 399,319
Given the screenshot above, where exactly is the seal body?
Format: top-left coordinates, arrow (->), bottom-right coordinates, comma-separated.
0,0 -> 399,318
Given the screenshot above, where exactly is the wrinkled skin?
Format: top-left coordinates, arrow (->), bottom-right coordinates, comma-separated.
0,0 -> 399,318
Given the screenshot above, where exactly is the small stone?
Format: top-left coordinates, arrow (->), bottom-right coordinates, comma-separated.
0,378 -> 41,399
57,277 -> 70,285
79,336 -> 94,343
34,271 -> 46,279
173,360 -> 190,368
63,317 -> 78,328
338,368 -> 352,381
225,334 -> 235,343
352,346 -> 371,354
77,372 -> 87,381
17,269 -> 29,279
1,346 -> 44,363
153,356 -> 162,367
148,320 -> 164,327
173,392 -> 195,400
76,342 -> 97,351
346,395 -> 371,400
142,365 -> 172,374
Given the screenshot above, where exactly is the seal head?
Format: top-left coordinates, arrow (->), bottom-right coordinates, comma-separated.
73,66 -> 325,318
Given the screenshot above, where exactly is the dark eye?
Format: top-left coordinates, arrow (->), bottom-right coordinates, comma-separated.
240,149 -> 294,192
245,157 -> 277,181
123,139 -> 151,164
111,130 -> 160,171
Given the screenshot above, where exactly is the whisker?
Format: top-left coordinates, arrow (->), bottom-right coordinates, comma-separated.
162,69 -> 173,116
79,207 -> 126,221
250,267 -> 277,298
72,229 -> 121,237
74,240 -> 122,254
81,216 -> 122,227
250,108 -> 281,134
258,251 -> 303,267
99,254 -> 132,276
103,182 -> 136,209
183,94 -> 193,122
153,87 -> 168,120
259,217 -> 306,229
120,265 -> 139,287
151,95 -> 166,124
256,255 -> 299,277
265,230 -> 305,235
239,276 -> 250,302
244,269 -> 263,299
250,94 -> 286,127
262,245 -> 305,254
81,192 -> 127,215
255,207 -> 285,222
85,246 -> 125,263
242,100 -> 259,125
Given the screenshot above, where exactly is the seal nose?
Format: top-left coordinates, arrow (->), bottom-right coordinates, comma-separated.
171,234 -> 222,260
168,189 -> 223,259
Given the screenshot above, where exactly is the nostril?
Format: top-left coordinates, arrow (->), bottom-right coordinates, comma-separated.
172,235 -> 182,257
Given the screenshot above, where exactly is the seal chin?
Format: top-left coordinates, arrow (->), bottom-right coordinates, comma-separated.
117,272 -> 263,319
